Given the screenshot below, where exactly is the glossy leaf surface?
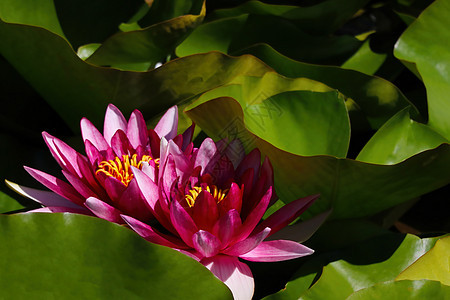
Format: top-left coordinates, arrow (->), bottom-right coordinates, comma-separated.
0,213 -> 231,299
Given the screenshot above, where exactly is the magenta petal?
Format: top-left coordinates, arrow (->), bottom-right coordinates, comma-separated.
110,130 -> 132,158
42,132 -> 81,177
84,139 -> 104,166
62,170 -> 97,199
24,167 -> 84,205
202,255 -> 254,300
169,199 -> 198,247
236,148 -> 261,184
127,109 -> 148,148
235,187 -> 272,242
131,166 -> 158,211
121,215 -> 188,249
104,104 -> 127,145
239,240 -> 314,262
195,138 -> 219,175
103,176 -> 126,202
80,117 -> 109,151
181,123 -> 195,151
192,191 -> 218,231
154,106 -> 178,140
223,228 -> 270,257
84,197 -> 124,223
256,194 -> 319,237
76,154 -> 107,199
24,206 -> 92,215
116,179 -> 152,221
213,209 -> 242,249
218,182 -> 242,215
192,230 -> 221,258
5,180 -> 82,209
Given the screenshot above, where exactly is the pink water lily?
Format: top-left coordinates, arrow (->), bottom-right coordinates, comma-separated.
122,136 -> 319,300
7,104 -> 194,224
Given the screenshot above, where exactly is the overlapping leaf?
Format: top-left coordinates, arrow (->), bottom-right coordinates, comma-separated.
395,0 -> 450,139
186,97 -> 450,219
265,234 -> 440,299
0,213 -> 231,299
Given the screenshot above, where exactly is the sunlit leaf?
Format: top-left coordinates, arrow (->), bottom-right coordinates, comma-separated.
396,236 -> 450,285
186,97 -> 450,219
357,108 -> 448,164
347,280 -> 450,299
395,0 -> 450,139
0,213 -> 232,299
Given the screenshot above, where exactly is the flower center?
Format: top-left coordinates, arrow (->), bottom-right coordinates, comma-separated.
185,185 -> 229,207
96,154 -> 159,186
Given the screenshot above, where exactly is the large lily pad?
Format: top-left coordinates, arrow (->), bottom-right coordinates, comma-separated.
396,236 -> 450,285
85,1 -> 206,71
347,280 -> 450,299
186,97 -> 450,219
267,234 -> 439,299
357,108 -> 448,165
0,213 -> 231,299
394,0 -> 450,139
236,43 -> 416,130
207,0 -> 370,35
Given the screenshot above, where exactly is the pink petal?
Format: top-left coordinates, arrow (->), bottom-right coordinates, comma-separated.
239,240 -> 314,262
234,187 -> 272,242
42,132 -> 81,177
24,206 -> 92,215
261,157 -> 278,204
192,230 -> 221,258
5,180 -> 82,209
195,138 -> 219,175
121,215 -> 188,249
62,170 -> 98,199
181,123 -> 195,151
116,179 -> 153,221
131,166 -> 158,212
169,199 -> 198,247
218,182 -> 242,215
84,139 -> 105,166
223,227 -> 270,257
80,117 -> 109,151
103,176 -> 127,202
104,104 -> 127,146
84,196 -> 124,223
127,109 -> 148,148
148,129 -> 161,158
154,106 -> 178,140
193,191 -> 219,231
236,148 -> 261,185
202,255 -> 254,300
255,194 -> 319,237
24,166 -> 84,205
76,154 -> 108,199
213,209 -> 242,249
216,138 -> 245,169
110,130 -> 133,158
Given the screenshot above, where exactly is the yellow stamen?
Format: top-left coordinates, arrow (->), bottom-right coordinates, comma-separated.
96,154 -> 159,186
185,185 -> 229,207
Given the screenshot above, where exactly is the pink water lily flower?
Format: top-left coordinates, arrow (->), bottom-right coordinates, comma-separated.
123,136 -> 319,300
7,104 -> 194,224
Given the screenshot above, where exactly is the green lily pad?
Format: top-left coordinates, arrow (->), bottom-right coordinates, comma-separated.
347,280 -> 450,300
341,39 -> 387,75
308,234 -> 438,300
0,213 -> 231,299
176,14 -> 362,65
357,108 -> 448,165
186,97 -> 450,219
396,236 -> 450,285
0,190 -> 23,213
236,43 -> 416,130
207,0 -> 370,36
394,0 -> 450,139
86,1 -> 206,71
